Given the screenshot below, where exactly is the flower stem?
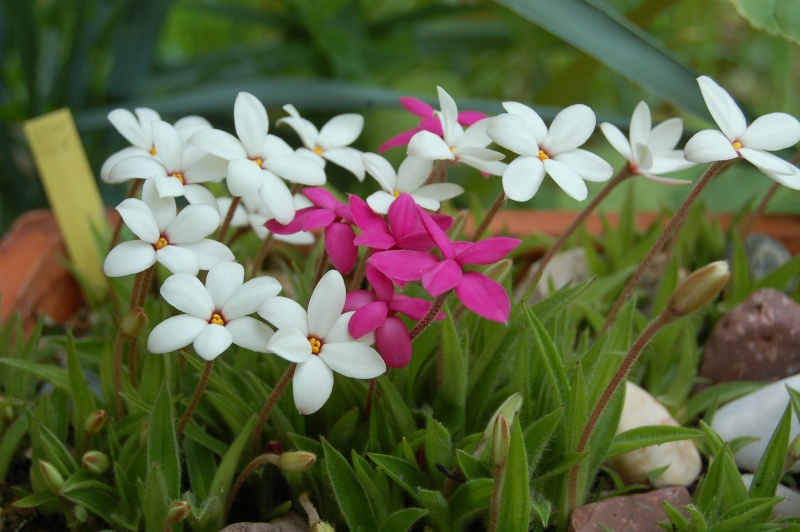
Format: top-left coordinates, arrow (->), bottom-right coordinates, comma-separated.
313,247 -> 329,288
249,232 -> 275,280
108,179 -> 141,253
217,195 -> 241,242
127,337 -> 139,389
176,360 -> 215,436
349,249 -> 372,291
409,290 -> 452,341
601,160 -> 733,334
298,492 -> 323,528
224,453 -> 278,520
113,331 -> 127,416
568,311 -> 671,513
527,166 -> 632,292
426,160 -> 451,185
471,192 -> 507,242
251,363 -> 296,455
135,265 -> 154,311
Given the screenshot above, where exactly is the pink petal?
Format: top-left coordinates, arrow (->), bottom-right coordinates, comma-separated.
389,295 -> 433,321
387,192 -> 420,237
303,187 -> 343,210
457,110 -> 488,126
366,263 -> 394,302
325,223 -> 358,274
379,129 -> 419,153
370,250 -> 439,284
375,317 -> 412,368
344,290 -> 377,312
348,301 -> 389,339
456,236 -> 520,266
400,96 -> 435,118
416,205 -> 455,259
455,272 -> 510,323
265,206 -> 316,235
419,117 -> 444,137
421,259 -> 462,297
350,194 -> 388,234
353,232 -> 396,250
301,209 -> 338,231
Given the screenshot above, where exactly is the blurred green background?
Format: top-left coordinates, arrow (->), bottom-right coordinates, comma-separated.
1,0 -> 798,233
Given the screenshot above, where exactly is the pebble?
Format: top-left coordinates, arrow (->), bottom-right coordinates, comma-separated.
700,289 -> 800,384
569,486 -> 691,532
609,382 -> 701,487
711,373 -> 800,473
742,474 -> 800,518
518,248 -> 590,302
743,234 -> 791,281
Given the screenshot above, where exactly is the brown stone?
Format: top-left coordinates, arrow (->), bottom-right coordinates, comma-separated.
700,288 -> 800,384
569,487 -> 691,532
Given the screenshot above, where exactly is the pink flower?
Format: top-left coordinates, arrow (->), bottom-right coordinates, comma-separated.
266,187 -> 357,274
370,206 -> 520,323
378,96 -> 487,153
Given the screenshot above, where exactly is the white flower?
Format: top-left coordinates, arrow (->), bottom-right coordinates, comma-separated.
277,104 -> 366,181
600,101 -> 694,185
104,180 -> 234,277
258,270 -> 386,415
362,153 -> 463,214
217,192 -> 315,244
684,76 -> 800,188
488,102 -> 613,202
407,87 -> 507,176
147,262 -> 281,360
188,92 -> 326,224
108,121 -> 226,203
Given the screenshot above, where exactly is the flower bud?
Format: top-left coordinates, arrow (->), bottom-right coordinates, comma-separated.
310,523 -> 335,532
491,414 -> 510,468
39,460 -> 65,494
81,451 -> 110,474
483,258 -> 513,285
664,261 -> 730,320
166,500 -> 192,524
121,307 -> 148,338
83,410 -> 107,436
448,210 -> 468,240
484,392 -> 523,442
785,433 -> 800,472
276,451 -> 316,473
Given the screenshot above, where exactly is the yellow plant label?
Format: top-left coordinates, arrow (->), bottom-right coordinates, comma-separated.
23,108 -> 106,295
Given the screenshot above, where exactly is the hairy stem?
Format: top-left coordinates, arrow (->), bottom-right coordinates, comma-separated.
176,360 -> 215,436
409,290 -> 452,341
251,364 -> 297,455
250,232 -> 275,280
113,331 -> 127,416
471,192 -> 507,242
217,195 -> 241,242
224,453 -> 278,520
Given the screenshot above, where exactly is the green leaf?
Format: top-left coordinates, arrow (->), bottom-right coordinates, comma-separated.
524,306 -> 569,407
449,478 -> 493,526
434,311 -> 467,432
0,358 -> 69,391
352,451 -> 387,523
663,501 -> 691,528
12,490 -> 57,509
0,415 -> 28,479
417,489 -> 450,530
715,497 -> 783,530
748,403 -> 791,511
66,330 -> 97,453
376,375 -> 416,438
369,452 -> 429,500
495,417 -> 530,531
456,449 -> 491,481
681,382 -> 764,424
38,422 -> 78,476
425,416 -> 452,486
142,464 -> 169,532
147,384 -> 180,500
60,471 -> 122,526
380,508 -> 429,532
324,438 -> 378,530
524,406 -> 564,473
529,279 -> 594,324
185,438 -> 216,501
605,426 -> 703,459
694,444 -> 747,521
731,0 -> 800,44
494,0 -> 706,116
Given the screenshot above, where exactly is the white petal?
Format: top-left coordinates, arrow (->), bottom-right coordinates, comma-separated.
259,172 -> 295,225
324,312 -> 356,344
262,134 -> 294,157
234,92 -> 269,156
108,155 -> 166,182
174,115 -> 212,142
184,154 -> 228,184
177,240 -> 234,270
553,149 -> 613,182
108,109 -> 151,150
414,183 -> 464,201
697,76 -> 747,141
599,122 -> 632,161
227,159 -> 266,197
649,151 -> 695,174
365,191 -> 396,215
161,273 -> 214,317
318,114 -> 364,149
629,101 -> 651,149
455,146 -> 504,162
487,114 -> 539,157
407,131 -> 455,161
194,323 -> 232,360
189,129 -> 247,161
166,204 -> 220,243
184,184 -> 218,208
437,87 -> 460,146
459,157 -> 508,176
147,315 -> 207,354
103,240 -> 156,277
408,194 -> 439,211
227,316 -> 274,353
156,245 -> 201,275
502,101 -> 548,145
633,143 -> 654,172
308,270 -> 345,338
259,297 -> 309,336
684,129 -> 739,163
543,104 -> 596,154
637,171 -> 692,186
741,113 -> 800,151
222,275 -> 283,319
151,121 -> 183,171
319,342 -> 386,378
740,148 -> 798,177
116,198 -> 159,243
153,175 -> 185,199
396,155 -> 433,192
455,118 -> 492,149
323,147 -> 365,181
100,147 -> 149,182
758,162 -> 800,190
648,118 -> 683,153
362,153 -> 398,192
135,108 -> 161,135
502,157 -> 545,202
205,261 -> 244,309
278,105 -> 319,149
292,356 -> 333,414
265,155 -> 326,186
544,158 -> 588,201
142,179 -> 177,231
268,328 -> 312,363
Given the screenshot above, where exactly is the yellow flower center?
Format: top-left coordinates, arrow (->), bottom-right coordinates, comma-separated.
251,157 -> 264,167
538,150 -> 549,161
308,337 -> 321,355
392,190 -> 401,198
155,237 -> 169,250
150,146 -> 158,156
210,313 -> 225,326
170,172 -> 185,184
732,141 -> 743,150
313,145 -> 324,156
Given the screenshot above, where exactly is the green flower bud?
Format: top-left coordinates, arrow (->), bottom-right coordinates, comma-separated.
277,451 -> 317,473
665,261 -> 730,321
448,210 -> 469,240
83,410 -> 107,436
166,500 -> 192,524
39,460 -> 65,494
491,414 -> 510,468
483,258 -> 513,285
310,522 -> 335,532
121,307 -> 148,338
484,392 -> 523,442
81,451 -> 110,474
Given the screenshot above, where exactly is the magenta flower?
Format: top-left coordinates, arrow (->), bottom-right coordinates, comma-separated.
266,187 -> 358,274
370,206 -> 520,323
344,264 -> 441,368
349,193 -> 452,253
378,96 -> 487,153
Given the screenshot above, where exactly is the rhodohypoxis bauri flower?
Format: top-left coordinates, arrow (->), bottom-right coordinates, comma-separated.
362,153 -> 463,213
258,270 -> 386,415
488,102 -> 613,201
218,192 -> 315,244
104,180 -> 234,276
599,101 -> 694,185
684,76 -> 800,188
148,262 -> 281,360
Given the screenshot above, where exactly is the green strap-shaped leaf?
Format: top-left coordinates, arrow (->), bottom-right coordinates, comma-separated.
524,406 -> 564,473
147,384 -> 180,501
606,426 -> 703,459
716,497 -> 783,530
0,358 -> 69,391
368,452 -> 430,500
748,403 -> 792,508
380,508 -> 429,532
732,0 -> 800,44
434,311 -> 467,433
449,478 -> 493,526
324,438 -> 378,531
424,416 -> 453,485
494,0 -> 706,117
524,307 -> 569,407
494,418 -> 531,531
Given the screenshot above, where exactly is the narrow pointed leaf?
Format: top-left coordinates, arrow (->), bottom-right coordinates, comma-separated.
147,384 -> 180,500
324,438 -> 378,529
